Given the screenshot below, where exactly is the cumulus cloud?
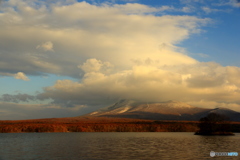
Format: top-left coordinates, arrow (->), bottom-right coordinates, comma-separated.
14,72 -> 30,81
35,60 -> 240,111
0,72 -> 30,81
36,41 -> 54,52
78,58 -> 114,73
0,0 -> 239,117
0,0 -> 209,78
3,59 -> 238,113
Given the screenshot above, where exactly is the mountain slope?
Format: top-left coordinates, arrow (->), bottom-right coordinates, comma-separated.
86,100 -> 240,121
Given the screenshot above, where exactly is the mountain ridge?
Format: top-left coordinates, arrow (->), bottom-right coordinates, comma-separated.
86,100 -> 240,121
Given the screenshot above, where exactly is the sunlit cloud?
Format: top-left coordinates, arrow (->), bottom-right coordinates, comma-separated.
34,60 -> 240,111
36,41 -> 54,52
14,72 -> 29,81
0,0 -> 239,119
0,0 -> 209,78
78,58 -> 114,74
0,72 -> 30,81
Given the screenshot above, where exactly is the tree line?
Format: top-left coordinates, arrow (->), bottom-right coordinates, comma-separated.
0,115 -> 239,133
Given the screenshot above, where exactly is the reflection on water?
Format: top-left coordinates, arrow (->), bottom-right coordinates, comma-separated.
0,132 -> 239,160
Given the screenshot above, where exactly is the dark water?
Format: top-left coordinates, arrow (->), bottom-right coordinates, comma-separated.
0,132 -> 239,160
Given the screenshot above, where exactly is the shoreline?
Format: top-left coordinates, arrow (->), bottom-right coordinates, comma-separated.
0,117 -> 240,133
194,132 -> 235,136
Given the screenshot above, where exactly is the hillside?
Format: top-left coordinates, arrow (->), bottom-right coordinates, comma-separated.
86,100 -> 240,121
0,100 -> 240,133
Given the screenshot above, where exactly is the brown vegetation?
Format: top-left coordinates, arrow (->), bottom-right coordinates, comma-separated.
0,116 -> 239,133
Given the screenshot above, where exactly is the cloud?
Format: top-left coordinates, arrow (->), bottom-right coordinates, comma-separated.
0,102 -> 87,120
196,53 -> 209,58
3,59 -> 237,113
187,100 -> 240,112
113,3 -> 174,14
227,0 -> 240,7
0,0 -> 239,118
181,6 -> 194,13
36,41 -> 54,52
180,0 -> 205,4
14,72 -> 30,81
213,0 -> 240,8
201,6 -> 230,14
35,60 -> 240,111
0,1 -> 209,78
78,58 -> 114,73
0,72 -> 30,81
0,93 -> 35,103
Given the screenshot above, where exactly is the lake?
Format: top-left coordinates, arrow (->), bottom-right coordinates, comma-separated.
0,132 -> 239,160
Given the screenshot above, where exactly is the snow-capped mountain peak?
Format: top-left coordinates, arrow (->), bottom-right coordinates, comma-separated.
85,100 -> 240,121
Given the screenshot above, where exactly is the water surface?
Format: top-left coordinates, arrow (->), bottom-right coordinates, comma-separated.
0,132 -> 239,160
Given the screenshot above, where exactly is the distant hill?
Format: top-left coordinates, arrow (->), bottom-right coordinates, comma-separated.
85,100 -> 240,121
1,100 -> 240,133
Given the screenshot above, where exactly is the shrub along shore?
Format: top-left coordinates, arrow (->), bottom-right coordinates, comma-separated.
0,117 -> 239,133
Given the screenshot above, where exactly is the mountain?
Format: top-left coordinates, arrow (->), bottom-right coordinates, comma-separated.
86,100 -> 240,121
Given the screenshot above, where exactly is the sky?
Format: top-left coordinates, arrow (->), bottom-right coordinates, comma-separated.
0,0 -> 240,120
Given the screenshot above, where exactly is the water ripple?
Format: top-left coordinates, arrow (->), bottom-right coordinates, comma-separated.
0,132 -> 239,160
